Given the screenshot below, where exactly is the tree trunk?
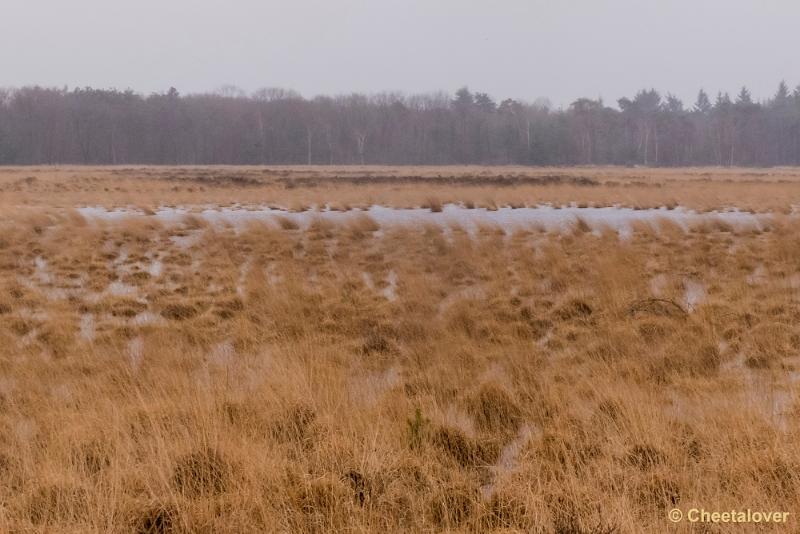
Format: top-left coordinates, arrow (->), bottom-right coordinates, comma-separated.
110,126 -> 117,165
653,126 -> 659,166
526,119 -> 531,154
356,133 -> 367,165
306,128 -> 312,165
257,112 -> 267,165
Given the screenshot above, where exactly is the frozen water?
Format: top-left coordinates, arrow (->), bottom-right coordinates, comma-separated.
127,337 -> 144,371
382,270 -> 398,301
77,204 -> 771,236
147,259 -> 163,277
683,278 -> 706,311
79,313 -> 96,341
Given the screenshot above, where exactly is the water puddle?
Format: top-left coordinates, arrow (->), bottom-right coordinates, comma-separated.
716,354 -> 800,431
106,281 -> 138,296
683,278 -> 706,312
79,313 -> 96,341
649,274 -> 667,296
481,424 -> 536,499
33,256 -> 52,284
127,337 -> 144,371
746,265 -> 767,286
130,312 -> 165,327
439,285 -> 486,313
77,204 -> 771,236
147,259 -> 163,277
361,272 -> 375,290
208,340 -> 235,367
349,365 -> 401,404
382,270 -> 398,301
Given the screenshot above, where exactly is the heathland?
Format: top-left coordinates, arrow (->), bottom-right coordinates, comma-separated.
0,166 -> 798,532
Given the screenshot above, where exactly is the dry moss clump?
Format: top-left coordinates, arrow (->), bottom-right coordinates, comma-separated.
466,382 -> 523,435
171,449 -> 233,497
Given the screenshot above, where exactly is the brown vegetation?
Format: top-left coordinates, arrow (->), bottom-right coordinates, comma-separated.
0,167 -> 798,532
3,165 -> 800,212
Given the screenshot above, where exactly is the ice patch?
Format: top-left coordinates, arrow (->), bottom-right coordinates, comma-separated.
169,232 -> 202,249
349,366 -> 401,404
361,272 -> 375,290
265,262 -> 282,286
79,314 -> 95,341
147,259 -> 163,277
236,258 -> 252,296
439,285 -> 486,314
208,340 -> 235,367
76,204 -> 771,236
788,274 -> 800,289
683,278 -> 706,312
649,274 -> 667,297
382,270 -> 398,301
481,425 -> 536,498
107,281 -> 138,296
746,265 -> 767,286
127,337 -> 144,371
33,256 -> 52,284
131,312 -> 165,327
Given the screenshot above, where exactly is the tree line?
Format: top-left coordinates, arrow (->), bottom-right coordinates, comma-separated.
1,83 -> 799,166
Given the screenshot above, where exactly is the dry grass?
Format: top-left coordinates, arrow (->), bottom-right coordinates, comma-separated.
1,167 -> 799,532
3,165 -> 800,212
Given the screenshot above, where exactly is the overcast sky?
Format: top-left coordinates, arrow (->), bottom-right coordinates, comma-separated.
1,0 -> 797,108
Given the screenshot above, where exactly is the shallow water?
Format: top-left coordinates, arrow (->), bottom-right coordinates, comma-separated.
79,313 -> 96,341
147,259 -> 163,277
106,281 -> 138,297
683,278 -> 707,312
33,256 -> 51,282
127,337 -> 144,371
77,204 -> 770,236
382,270 -> 398,301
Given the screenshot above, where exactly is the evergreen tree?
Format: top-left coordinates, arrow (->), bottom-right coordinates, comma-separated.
693,90 -> 712,113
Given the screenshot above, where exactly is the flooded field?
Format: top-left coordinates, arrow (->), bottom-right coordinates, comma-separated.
1,166 -> 800,532
77,203 -> 771,237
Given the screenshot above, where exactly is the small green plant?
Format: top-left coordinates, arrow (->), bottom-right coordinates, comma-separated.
407,408 -> 430,450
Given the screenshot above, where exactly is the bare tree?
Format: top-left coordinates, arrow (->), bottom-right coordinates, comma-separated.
0,83 -> 799,167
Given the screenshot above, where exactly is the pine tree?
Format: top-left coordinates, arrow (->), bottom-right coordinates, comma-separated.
693,90 -> 712,113
735,87 -> 752,105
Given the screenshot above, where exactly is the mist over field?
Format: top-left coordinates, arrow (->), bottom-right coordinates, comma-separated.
2,0 -> 799,105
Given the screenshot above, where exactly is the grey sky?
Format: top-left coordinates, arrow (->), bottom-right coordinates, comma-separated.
1,0 -> 797,108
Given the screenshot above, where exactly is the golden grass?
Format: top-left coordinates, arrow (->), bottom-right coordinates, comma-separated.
1,167 -> 800,532
3,165 -> 800,212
